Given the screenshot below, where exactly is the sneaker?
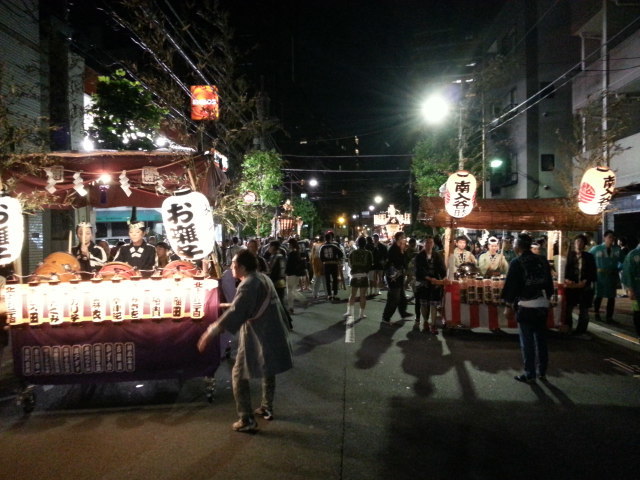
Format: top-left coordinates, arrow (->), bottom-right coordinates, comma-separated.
382,317 -> 391,323
232,417 -> 258,432
400,312 -> 414,319
429,325 -> 438,335
538,374 -> 547,381
254,406 -> 274,421
573,333 -> 592,340
514,374 -> 535,384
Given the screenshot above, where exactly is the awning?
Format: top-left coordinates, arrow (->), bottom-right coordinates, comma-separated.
4,151 -> 228,209
419,197 -> 602,232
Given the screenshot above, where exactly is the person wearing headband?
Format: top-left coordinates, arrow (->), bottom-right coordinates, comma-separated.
72,222 -> 107,279
478,236 -> 509,278
447,235 -> 476,280
113,220 -> 158,276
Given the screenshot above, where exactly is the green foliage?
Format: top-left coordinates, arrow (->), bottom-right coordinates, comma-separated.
292,196 -> 319,227
86,69 -> 167,150
238,150 -> 284,207
411,132 -> 458,197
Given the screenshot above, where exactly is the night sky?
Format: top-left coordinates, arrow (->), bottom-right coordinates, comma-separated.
70,0 -> 506,220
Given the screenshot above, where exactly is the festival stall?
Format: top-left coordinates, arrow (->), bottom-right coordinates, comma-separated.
1,151 -> 227,411
418,196 -> 602,331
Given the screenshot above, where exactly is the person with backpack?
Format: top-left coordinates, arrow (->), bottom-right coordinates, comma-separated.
501,233 -> 554,383
344,237 -> 373,319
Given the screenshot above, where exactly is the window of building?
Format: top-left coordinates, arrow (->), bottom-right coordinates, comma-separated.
541,154 -> 555,172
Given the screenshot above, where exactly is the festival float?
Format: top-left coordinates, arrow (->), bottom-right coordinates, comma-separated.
0,151 -> 227,411
418,196 -> 602,331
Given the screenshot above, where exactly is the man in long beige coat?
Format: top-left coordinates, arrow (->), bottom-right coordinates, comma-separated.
198,249 -> 293,433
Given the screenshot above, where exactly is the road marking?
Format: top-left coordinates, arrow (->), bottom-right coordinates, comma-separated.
608,331 -> 640,345
604,357 -> 640,377
345,316 -> 355,343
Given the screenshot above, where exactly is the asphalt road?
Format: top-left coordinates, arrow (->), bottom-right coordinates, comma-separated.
0,291 -> 638,480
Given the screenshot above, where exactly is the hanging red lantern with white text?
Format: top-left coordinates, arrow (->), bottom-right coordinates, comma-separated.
161,189 -> 215,261
578,166 -> 616,215
0,196 -> 24,265
444,170 -> 477,218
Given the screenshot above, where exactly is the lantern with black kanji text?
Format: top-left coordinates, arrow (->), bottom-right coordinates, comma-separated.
0,196 -> 24,265
161,189 -> 215,261
444,170 -> 477,218
577,166 -> 616,215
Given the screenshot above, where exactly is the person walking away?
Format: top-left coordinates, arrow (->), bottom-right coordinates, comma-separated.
370,234 -> 388,295
310,238 -> 326,300
590,230 -> 622,323
501,233 -> 554,383
267,241 -> 287,303
622,241 -> 640,341
404,237 -> 419,296
382,231 -> 414,323
344,237 -> 373,319
319,232 -> 344,301
414,235 -> 447,333
285,238 -> 307,314
563,234 -> 597,337
198,250 -> 293,432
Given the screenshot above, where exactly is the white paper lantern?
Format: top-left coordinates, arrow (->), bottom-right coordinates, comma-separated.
161,189 -> 215,261
578,166 -> 616,215
0,196 -> 24,265
444,170 -> 477,218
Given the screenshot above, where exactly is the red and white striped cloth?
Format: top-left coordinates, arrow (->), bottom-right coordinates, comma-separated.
443,282 -> 564,329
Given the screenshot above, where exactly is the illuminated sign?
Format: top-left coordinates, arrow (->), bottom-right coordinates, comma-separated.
190,85 -> 219,121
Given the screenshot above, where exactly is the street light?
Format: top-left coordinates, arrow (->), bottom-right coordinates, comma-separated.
374,195 -> 383,204
308,178 -> 318,187
421,94 -> 450,125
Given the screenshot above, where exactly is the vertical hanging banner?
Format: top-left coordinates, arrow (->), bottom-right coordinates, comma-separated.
578,166 -> 616,215
161,189 -> 215,261
0,196 -> 24,265
190,85 -> 219,121
444,170 -> 477,218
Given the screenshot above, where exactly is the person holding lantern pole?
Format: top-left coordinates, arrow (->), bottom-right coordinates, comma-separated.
71,222 -> 107,279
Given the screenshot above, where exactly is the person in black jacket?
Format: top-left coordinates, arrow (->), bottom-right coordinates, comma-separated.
564,234 -> 597,336
501,233 -> 554,383
319,232 -> 344,301
414,236 -> 447,333
382,231 -> 414,322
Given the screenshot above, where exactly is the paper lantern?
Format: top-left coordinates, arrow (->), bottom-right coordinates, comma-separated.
162,189 -> 215,261
578,166 -> 616,215
444,170 -> 477,218
0,196 -> 24,265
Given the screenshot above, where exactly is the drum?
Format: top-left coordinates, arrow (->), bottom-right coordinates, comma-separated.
162,260 -> 198,278
32,252 -> 81,282
99,262 -> 137,280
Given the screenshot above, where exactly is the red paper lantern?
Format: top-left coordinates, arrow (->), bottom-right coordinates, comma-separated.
444,170 -> 477,218
578,166 -> 616,215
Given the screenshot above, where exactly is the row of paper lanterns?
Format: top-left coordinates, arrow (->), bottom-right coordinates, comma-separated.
0,189 -> 215,267
443,166 -> 615,219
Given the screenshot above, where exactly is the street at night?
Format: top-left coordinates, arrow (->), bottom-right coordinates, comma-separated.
1,294 -> 638,480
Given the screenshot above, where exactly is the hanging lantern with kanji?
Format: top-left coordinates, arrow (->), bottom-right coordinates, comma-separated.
0,196 -> 24,265
444,170 -> 477,218
578,166 -> 616,215
161,189 -> 215,261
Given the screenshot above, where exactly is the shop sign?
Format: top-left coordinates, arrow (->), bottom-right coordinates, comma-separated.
190,85 -> 219,121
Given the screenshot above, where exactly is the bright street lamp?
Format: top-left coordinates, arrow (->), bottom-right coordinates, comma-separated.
374,195 -> 383,204
490,158 -> 504,168
421,94 -> 450,125
368,205 -> 375,211
308,178 -> 318,187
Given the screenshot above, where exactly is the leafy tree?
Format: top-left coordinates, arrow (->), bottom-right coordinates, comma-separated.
411,131 -> 458,197
86,69 -> 168,150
